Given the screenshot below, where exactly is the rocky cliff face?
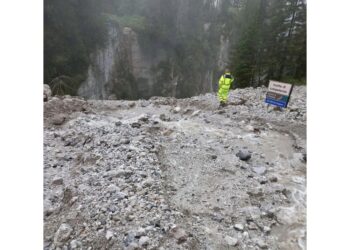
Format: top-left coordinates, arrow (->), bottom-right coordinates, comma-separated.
78,25 -> 177,100
218,35 -> 230,71
78,0 -> 229,100
120,27 -> 168,99
78,25 -> 119,100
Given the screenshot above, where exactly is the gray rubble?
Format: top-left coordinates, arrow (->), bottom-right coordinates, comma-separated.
44,86 -> 306,249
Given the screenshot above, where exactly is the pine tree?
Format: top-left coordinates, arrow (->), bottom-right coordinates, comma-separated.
229,0 -> 266,88
228,0 -> 306,87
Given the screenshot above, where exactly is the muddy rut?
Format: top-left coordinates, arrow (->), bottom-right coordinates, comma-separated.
156,116 -> 306,250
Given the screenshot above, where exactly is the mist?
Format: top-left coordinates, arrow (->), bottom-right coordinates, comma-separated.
44,0 -> 306,100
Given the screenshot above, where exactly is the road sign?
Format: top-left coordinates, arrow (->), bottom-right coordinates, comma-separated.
265,80 -> 293,108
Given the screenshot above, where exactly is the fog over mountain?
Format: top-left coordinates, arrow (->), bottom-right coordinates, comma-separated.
45,0 -> 306,99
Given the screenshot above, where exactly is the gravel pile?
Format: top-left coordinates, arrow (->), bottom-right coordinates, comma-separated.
44,86 -> 306,249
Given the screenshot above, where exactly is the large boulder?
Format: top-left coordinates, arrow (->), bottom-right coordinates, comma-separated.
44,84 -> 52,102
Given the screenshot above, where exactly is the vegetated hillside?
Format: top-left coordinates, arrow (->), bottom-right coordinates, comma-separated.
44,0 -> 306,99
44,85 -> 306,249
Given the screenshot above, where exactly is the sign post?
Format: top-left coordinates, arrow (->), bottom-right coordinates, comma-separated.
265,80 -> 293,108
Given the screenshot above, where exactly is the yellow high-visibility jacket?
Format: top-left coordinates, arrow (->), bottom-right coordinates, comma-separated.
219,73 -> 234,90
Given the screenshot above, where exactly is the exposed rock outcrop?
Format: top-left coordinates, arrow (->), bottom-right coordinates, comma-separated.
78,25 -> 119,99
77,1 -> 228,100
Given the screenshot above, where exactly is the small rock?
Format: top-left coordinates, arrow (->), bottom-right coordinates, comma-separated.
224,236 -> 238,246
242,231 -> 249,239
212,214 -> 224,223
248,222 -> 259,230
62,188 -> 73,204
282,188 -> 292,198
252,166 -> 267,175
112,215 -> 120,222
145,226 -> 154,232
183,108 -> 193,114
259,178 -> 268,184
52,114 -> 66,125
256,239 -> 268,249
302,153 -> 307,163
126,214 -> 135,221
135,227 -> 146,237
54,223 -> 73,246
126,153 -> 132,159
173,106 -> 181,113
263,226 -> 271,234
139,236 -> 150,246
124,232 -> 136,246
106,230 -> 114,240
159,114 -> 170,121
234,224 -> 244,231
115,121 -> 122,126
128,102 -> 136,108
211,155 -> 217,160
169,226 -> 188,244
106,184 -> 120,193
142,179 -> 153,188
289,106 -> 299,112
127,242 -> 139,249
245,206 -> 261,221
131,122 -> 141,128
115,169 -> 132,178
247,188 -> 264,198
108,205 -> 117,213
138,114 -> 149,122
140,100 -> 150,107
70,239 -> 82,249
114,192 -> 127,200
245,125 -> 255,132
151,218 -> 161,227
52,177 -> 64,186
191,110 -> 201,117
269,176 -> 278,182
120,138 -> 130,144
236,151 -> 251,161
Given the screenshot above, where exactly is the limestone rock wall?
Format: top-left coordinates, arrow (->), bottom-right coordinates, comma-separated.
78,25 -> 119,99
78,0 -> 226,100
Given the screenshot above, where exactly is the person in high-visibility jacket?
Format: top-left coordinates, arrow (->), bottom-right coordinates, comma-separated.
218,69 -> 234,107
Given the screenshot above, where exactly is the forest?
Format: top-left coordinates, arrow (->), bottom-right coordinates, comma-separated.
44,0 -> 306,97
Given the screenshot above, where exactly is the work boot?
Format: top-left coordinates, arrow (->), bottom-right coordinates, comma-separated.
220,101 -> 227,108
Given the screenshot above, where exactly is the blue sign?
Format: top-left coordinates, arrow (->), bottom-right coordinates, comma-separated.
265,81 -> 293,108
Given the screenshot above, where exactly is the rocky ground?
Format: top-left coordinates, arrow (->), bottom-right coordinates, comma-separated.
44,85 -> 306,250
